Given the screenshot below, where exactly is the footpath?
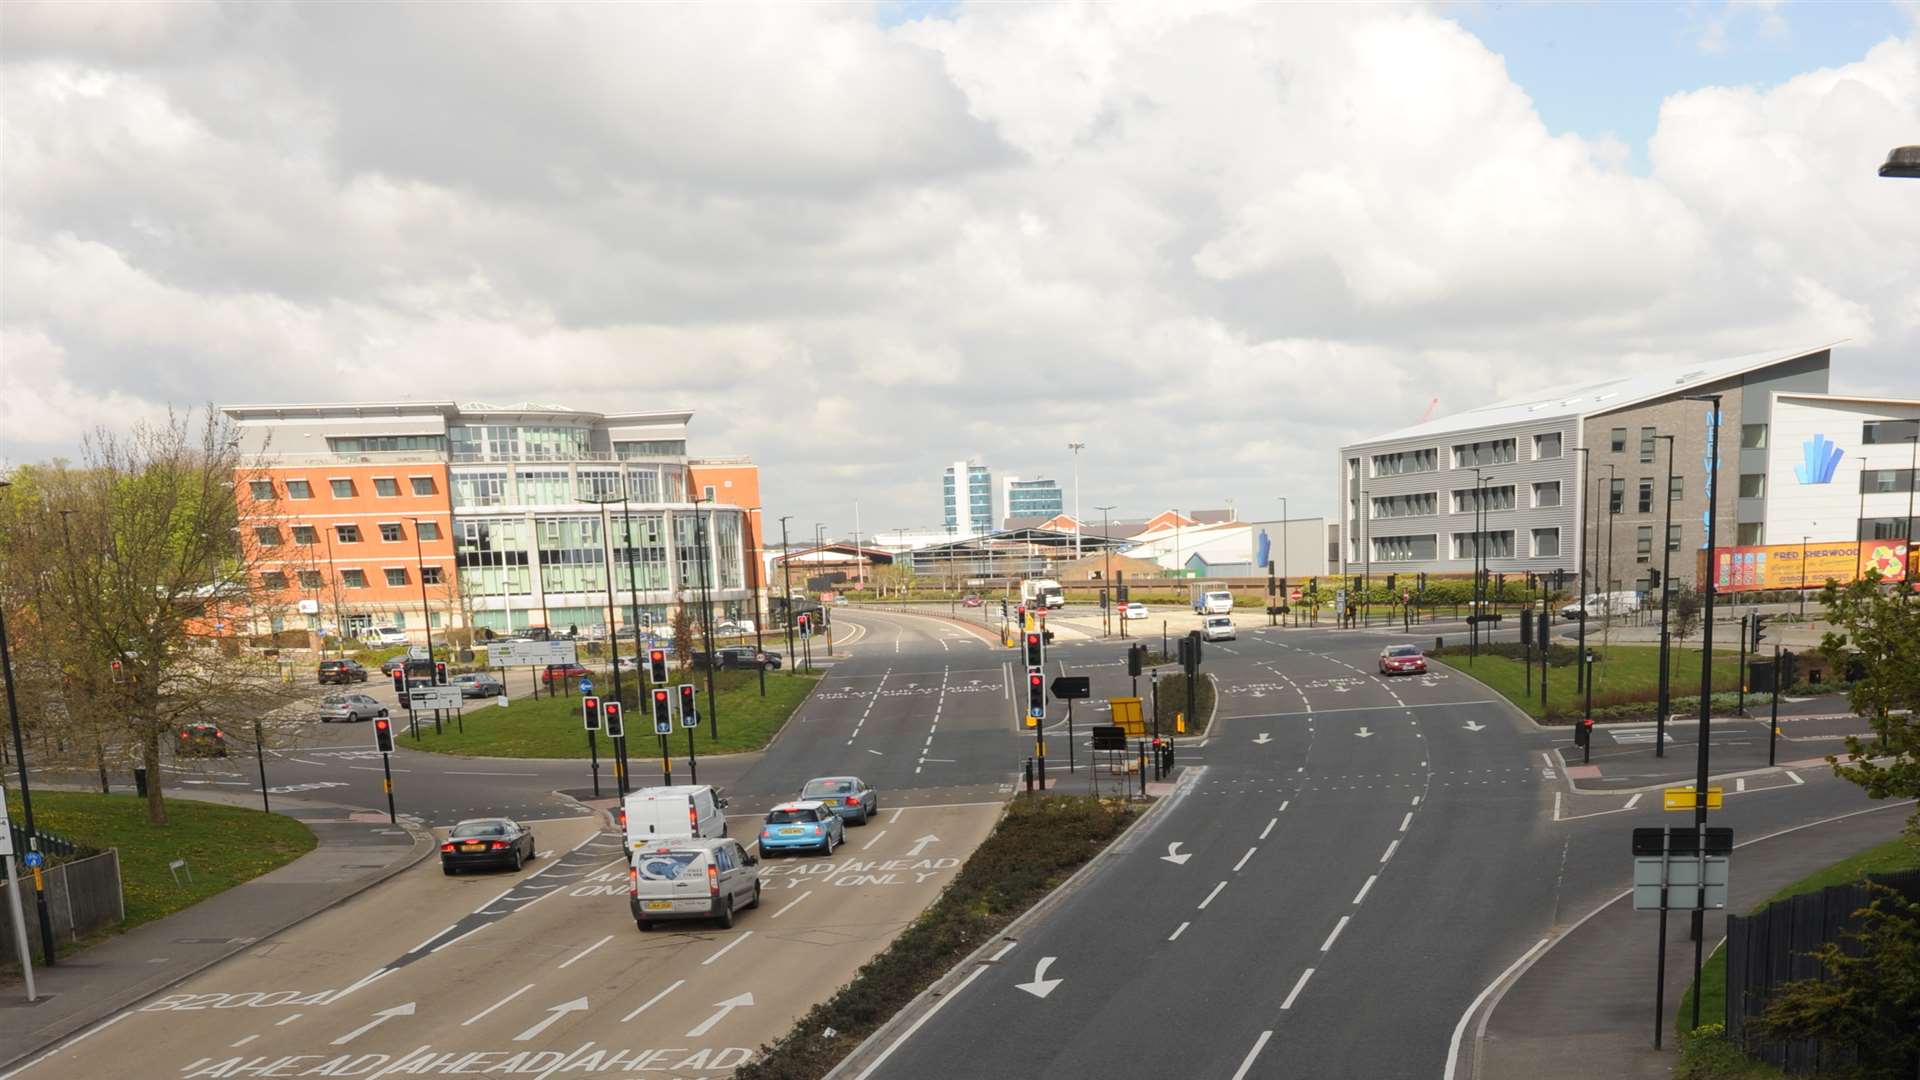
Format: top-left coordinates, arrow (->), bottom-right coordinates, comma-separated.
0,790 -> 433,1072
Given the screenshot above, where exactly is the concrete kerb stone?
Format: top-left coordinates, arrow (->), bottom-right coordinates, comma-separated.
824,765 -> 1203,1080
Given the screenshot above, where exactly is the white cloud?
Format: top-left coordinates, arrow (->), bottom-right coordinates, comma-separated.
2,3 -> 1916,529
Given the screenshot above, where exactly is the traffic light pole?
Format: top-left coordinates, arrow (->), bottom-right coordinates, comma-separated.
658,732 -> 673,785
381,753 -> 396,824
1688,392 -> 1723,1010
1656,434 -> 1677,758
254,718 -> 270,814
686,726 -> 698,785
1768,644 -> 1781,767
586,728 -> 600,798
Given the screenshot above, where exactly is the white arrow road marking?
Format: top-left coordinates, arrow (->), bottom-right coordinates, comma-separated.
685,993 -> 755,1038
331,1003 -> 414,1045
907,835 -> 941,857
1462,721 -> 1486,732
1252,733 -> 1271,745
1161,842 -> 1192,865
1355,727 -> 1374,738
1015,957 -> 1063,999
515,997 -> 588,1042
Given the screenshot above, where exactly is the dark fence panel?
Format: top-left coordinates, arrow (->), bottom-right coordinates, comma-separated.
1725,868 -> 1920,1074
0,849 -> 125,965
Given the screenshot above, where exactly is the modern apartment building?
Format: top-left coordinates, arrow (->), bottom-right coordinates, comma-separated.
225,401 -> 759,643
943,460 -> 993,535
1336,344 -> 1835,592
1760,393 -> 1919,545
1001,476 -> 1064,526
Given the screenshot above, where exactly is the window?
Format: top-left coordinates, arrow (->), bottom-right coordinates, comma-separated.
1639,427 -> 1657,463
1741,424 -> 1768,449
1533,433 -> 1562,460
1452,486 -> 1515,513
1670,476 -> 1684,501
1452,439 -> 1516,468
1636,526 -> 1653,563
1532,482 -> 1561,509
1370,534 -> 1437,562
1736,523 -> 1763,545
1371,493 -> 1437,519
1609,478 -> 1625,513
1860,468 -> 1918,494
329,478 -> 355,498
248,480 -> 276,501
373,477 -> 400,498
291,524 -> 318,545
253,526 -> 282,546
297,570 -> 324,589
261,571 -> 288,590
286,480 -> 312,499
1637,480 -> 1653,514
1610,428 -> 1627,453
1452,530 -> 1515,559
416,521 -> 441,541
1738,473 -> 1766,498
384,568 -> 409,587
1531,528 -> 1560,558
1668,525 -> 1682,552
703,484 -> 718,501
410,476 -> 437,496
516,469 -> 570,505
335,524 -> 362,543
421,566 -> 444,585
453,471 -> 507,508
626,468 -> 661,503
1863,419 -> 1920,444
326,434 -> 446,455
614,439 -> 687,458
341,569 -> 368,588
577,469 -> 623,502
1371,449 -> 1439,476
379,522 -> 405,542
1859,516 -> 1919,540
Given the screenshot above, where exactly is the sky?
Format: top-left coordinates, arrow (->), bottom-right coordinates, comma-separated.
2,1 -> 1917,539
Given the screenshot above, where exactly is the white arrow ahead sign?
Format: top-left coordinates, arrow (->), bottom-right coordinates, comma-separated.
1015,957 -> 1063,999
907,835 -> 940,857
685,993 -> 754,1038
1252,733 -> 1272,745
1463,721 -> 1486,732
331,1003 -> 414,1046
516,997 -> 588,1041
1354,727 -> 1374,738
1161,842 -> 1191,865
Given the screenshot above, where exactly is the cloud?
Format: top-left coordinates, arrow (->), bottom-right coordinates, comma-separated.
2,3 -> 1916,531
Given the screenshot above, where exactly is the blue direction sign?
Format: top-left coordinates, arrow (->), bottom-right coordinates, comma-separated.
23,852 -> 45,868
579,678 -> 594,695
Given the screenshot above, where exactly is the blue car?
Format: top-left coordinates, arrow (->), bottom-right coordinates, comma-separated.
757,802 -> 845,856
799,776 -> 878,825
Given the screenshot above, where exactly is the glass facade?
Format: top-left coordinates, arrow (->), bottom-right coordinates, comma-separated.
516,469 -> 571,505
456,518 -> 532,595
453,470 -> 508,508
617,512 -> 671,591
536,516 -> 607,594
329,435 -> 446,455
616,440 -> 687,458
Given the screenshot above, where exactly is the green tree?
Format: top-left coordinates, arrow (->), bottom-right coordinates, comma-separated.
1818,574 -> 1920,835
671,602 -> 697,674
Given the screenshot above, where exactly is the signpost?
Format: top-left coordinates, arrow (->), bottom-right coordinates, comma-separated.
0,787 -> 34,1000
1108,697 -> 1145,737
1633,826 -> 1733,1049
1661,786 -> 1724,812
1049,676 -> 1090,773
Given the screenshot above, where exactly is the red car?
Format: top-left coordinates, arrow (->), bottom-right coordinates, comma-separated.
962,595 -> 983,608
540,663 -> 591,685
1378,645 -> 1427,676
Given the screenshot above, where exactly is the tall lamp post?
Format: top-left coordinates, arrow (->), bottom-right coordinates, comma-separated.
1655,435 -> 1677,758
696,498 -> 720,739
1068,443 -> 1085,560
1799,535 -> 1810,619
778,516 -> 795,664
582,496 -> 630,795
1683,392 -> 1724,1018
1879,148 -> 1917,591
1095,504 -> 1115,637
1359,486 -> 1370,630
1467,468 -> 1486,658
0,479 -> 58,969
1573,447 -> 1592,693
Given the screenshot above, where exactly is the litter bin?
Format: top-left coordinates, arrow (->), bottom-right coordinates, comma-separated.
135,766 -> 149,797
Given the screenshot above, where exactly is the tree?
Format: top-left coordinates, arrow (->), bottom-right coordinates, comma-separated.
1672,582 -> 1704,642
671,601 -> 697,673
1817,574 -> 1920,836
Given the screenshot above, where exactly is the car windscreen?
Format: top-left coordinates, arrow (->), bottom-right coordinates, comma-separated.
801,780 -> 854,798
1387,646 -> 1421,657
451,821 -> 508,836
765,809 -> 816,824
634,851 -> 703,880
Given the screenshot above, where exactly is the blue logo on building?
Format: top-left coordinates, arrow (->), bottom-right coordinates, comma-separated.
1795,434 -> 1845,485
1255,529 -> 1272,568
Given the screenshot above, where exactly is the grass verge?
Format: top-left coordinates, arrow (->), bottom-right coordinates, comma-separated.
1430,643 -> 1744,721
734,795 -> 1137,1079
5,791 -> 316,955
397,667 -> 822,757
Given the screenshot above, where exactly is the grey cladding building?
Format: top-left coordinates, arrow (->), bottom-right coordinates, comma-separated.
1336,344 -> 1834,591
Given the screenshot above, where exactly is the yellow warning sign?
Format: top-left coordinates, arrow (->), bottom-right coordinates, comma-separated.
1663,786 -> 1724,811
1109,697 -> 1145,737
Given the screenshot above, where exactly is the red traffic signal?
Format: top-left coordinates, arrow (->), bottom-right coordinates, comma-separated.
434,661 -> 448,685
1024,632 -> 1043,667
582,695 -> 601,731
391,670 -> 406,694
648,648 -> 667,683
651,687 -> 672,732
602,700 -> 624,738
678,684 -> 697,726
373,715 -> 395,754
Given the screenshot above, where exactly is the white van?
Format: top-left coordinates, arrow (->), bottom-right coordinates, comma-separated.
628,836 -> 760,930
365,626 -> 409,646
1191,588 -> 1234,615
622,785 -> 728,847
1559,591 -> 1642,620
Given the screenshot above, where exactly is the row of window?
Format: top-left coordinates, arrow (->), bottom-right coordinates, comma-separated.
249,476 -> 438,502
1369,525 -> 1686,563
263,565 -> 445,590
1368,476 -> 1686,519
450,466 -> 688,508
1368,434 -> 1562,480
254,520 -> 442,547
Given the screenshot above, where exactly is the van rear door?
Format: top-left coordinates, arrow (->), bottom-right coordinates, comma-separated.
632,847 -> 713,914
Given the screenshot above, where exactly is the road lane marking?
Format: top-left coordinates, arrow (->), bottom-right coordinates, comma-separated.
1444,938 -> 1550,1080
1353,875 -> 1377,904
1280,968 -> 1315,1010
275,1014 -> 302,1027
513,997 -> 587,1041
771,891 -> 813,919
1411,795 -> 1420,805
853,964 -> 989,1080
463,984 -> 534,1026
989,939 -> 1020,962
702,930 -> 754,966
0,1013 -> 129,1080
1736,777 -> 1747,793
862,830 -> 889,850
1399,812 -> 1413,832
1233,847 -> 1257,873
1381,840 -> 1400,863
1624,794 -> 1643,810
429,924 -> 489,953
1320,916 -> 1350,952
621,979 -> 685,1022
1230,1031 -> 1273,1080
557,934 -> 613,969
1169,921 -> 1190,941
1260,817 -> 1277,840
1198,881 -> 1228,909
229,1035 -> 257,1048
1788,771 -> 1804,784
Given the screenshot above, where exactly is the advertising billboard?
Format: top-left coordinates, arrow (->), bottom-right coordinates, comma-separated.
1698,539 -> 1912,593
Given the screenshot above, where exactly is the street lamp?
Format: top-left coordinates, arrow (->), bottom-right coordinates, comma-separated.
1572,446 -> 1592,694
0,478 -> 58,969
778,515 -> 795,664
1095,504 -> 1115,637
1276,496 -> 1290,628
1880,145 -> 1920,178
1068,443 -> 1085,560
1682,391 -> 1724,1023
1655,434 -> 1677,758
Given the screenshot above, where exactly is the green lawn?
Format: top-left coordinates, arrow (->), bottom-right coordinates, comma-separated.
399,667 -> 823,758
1432,644 -> 1745,720
6,791 -> 316,944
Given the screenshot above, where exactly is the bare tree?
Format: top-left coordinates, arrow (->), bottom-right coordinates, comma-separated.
671,599 -> 697,674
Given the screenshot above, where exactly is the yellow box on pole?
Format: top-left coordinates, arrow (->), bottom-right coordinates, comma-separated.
1663,786 -> 1723,811
1176,713 -> 1186,734
1036,738 -> 1046,758
1109,697 -> 1144,736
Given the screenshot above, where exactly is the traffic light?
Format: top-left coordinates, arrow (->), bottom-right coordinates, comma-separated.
678,684 -> 697,727
1526,571 -> 1537,592
391,669 -> 405,695
1574,718 -> 1593,749
373,715 -> 395,754
603,700 -> 624,738
1027,668 -> 1045,721
434,661 -> 448,685
1751,614 -> 1767,650
1127,643 -> 1144,678
1779,649 -> 1800,688
1385,574 -> 1397,593
1417,571 -> 1427,593
648,648 -> 667,683
1000,598 -> 1009,618
651,688 -> 672,734
1024,631 -> 1044,667
1495,572 -> 1506,596
582,695 -> 602,731
1308,577 -> 1317,595
1519,610 -> 1533,646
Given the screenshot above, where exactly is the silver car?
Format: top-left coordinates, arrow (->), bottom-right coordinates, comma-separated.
319,693 -> 388,723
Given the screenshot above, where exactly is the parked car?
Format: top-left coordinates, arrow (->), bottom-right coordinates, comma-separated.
175,723 -> 228,758
1201,615 -> 1237,642
1122,602 -> 1148,621
1378,644 -> 1428,676
452,673 -> 505,699
615,655 -> 639,673
317,659 -> 368,684
439,818 -> 536,874
962,594 -> 983,608
540,663 -> 591,686
798,776 -> 877,824
319,693 -> 388,724
363,626 -> 409,647
757,801 -> 846,855
630,836 -> 759,931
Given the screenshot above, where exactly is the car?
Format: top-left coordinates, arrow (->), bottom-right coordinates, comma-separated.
380,656 -> 411,676
1379,644 -> 1428,676
1122,602 -> 1148,621
319,693 -> 388,723
693,647 -> 782,671
540,663 -> 591,685
615,655 -> 639,673
630,837 -> 759,930
757,801 -> 846,855
396,678 -> 439,709
451,673 -> 505,699
439,818 -> 536,874
962,595 -> 983,608
175,723 -> 228,758
317,659 -> 368,684
363,627 -> 409,647
1202,615 -> 1236,642
798,776 -> 877,824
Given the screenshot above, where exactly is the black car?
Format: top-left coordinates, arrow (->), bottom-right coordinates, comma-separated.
693,646 -> 782,671
396,677 -> 438,709
380,656 -> 410,676
176,723 -> 228,758
318,659 -> 368,684
440,818 -> 536,874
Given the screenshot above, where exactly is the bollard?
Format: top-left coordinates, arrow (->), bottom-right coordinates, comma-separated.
134,766 -> 149,797
1139,745 -> 1147,797
1435,636 -> 1444,653
1024,757 -> 1034,794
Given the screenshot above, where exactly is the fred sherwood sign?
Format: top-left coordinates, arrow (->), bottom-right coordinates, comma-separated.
490,640 -> 579,667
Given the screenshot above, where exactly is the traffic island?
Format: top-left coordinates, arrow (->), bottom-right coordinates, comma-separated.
1429,643 -> 1745,723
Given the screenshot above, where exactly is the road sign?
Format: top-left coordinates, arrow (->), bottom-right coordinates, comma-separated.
408,645 -> 429,661
0,789 -> 11,857
406,685 -> 463,711
23,852 -> 43,869
1090,725 -> 1126,750
1050,676 -> 1091,700
578,678 -> 594,695
1108,697 -> 1145,737
491,640 -> 579,667
1631,825 -> 1734,911
1289,589 -> 1302,602
1662,786 -> 1724,811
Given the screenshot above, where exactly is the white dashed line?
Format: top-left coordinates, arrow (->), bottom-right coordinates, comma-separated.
1353,875 -> 1377,904
1169,921 -> 1190,941
1320,915 -> 1350,952
1280,968 -> 1315,1010
1233,847 -> 1258,872
1198,881 -> 1228,910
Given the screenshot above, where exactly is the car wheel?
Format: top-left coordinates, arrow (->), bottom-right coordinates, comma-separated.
717,898 -> 735,930
748,882 -> 762,910
511,849 -> 523,871
855,810 -> 869,826
443,864 -> 456,876
636,918 -> 652,932
321,716 -> 331,724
